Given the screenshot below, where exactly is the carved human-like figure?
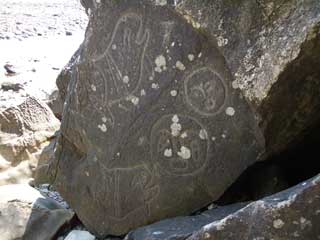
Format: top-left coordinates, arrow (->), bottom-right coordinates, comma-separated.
74,13 -> 150,127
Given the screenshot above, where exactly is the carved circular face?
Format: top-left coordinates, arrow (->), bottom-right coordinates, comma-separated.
151,114 -> 209,176
184,67 -> 227,116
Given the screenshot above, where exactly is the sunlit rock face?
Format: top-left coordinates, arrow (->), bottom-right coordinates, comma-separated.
54,0 -> 265,237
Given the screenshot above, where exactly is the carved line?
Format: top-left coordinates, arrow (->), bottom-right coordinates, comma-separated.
184,67 -> 228,117
150,114 -> 210,176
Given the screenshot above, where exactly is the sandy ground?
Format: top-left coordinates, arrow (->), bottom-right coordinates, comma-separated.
0,0 -> 88,109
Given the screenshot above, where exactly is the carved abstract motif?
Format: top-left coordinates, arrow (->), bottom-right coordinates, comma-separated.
75,12 -> 150,127
184,67 -> 227,116
93,164 -> 159,220
151,114 -> 209,176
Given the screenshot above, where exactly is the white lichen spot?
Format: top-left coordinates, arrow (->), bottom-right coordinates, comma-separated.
140,89 -> 146,96
130,96 -> 139,106
188,54 -> 195,61
149,76 -> 154,81
300,217 -> 312,230
155,55 -> 167,73
85,171 -> 90,177
180,132 -> 188,138
226,107 -> 236,116
164,148 -> 173,157
232,80 -> 239,89
172,114 -> 179,123
217,36 -> 229,47
123,75 -> 129,84
171,122 -> 182,136
112,44 -> 117,50
102,117 -> 107,123
176,61 -> 186,71
198,52 -> 202,58
204,232 -> 211,239
170,90 -> 178,97
199,129 -> 208,140
91,84 -> 97,92
177,146 -> 191,159
155,0 -> 167,6
152,83 -> 160,89
273,219 -> 285,229
171,42 -> 175,47
211,136 -> 216,141
98,124 -> 107,132
222,134 -> 226,139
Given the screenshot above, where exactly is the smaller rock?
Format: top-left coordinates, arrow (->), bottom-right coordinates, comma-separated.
1,82 -> 24,92
64,230 -> 95,240
3,64 -> 16,75
66,31 -> 73,36
0,184 -> 75,240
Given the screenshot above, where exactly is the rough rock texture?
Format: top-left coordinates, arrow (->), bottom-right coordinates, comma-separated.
187,174 -> 320,240
64,230 -> 96,240
54,0 -> 320,237
54,0 -> 264,236
0,184 -> 75,240
0,97 -> 60,185
126,203 -> 247,240
175,0 -> 320,155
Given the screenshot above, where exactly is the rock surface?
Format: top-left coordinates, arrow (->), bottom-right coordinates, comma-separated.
64,230 -> 96,240
0,97 -> 60,185
176,0 -> 320,155
54,0 -> 264,236
0,184 -> 75,240
187,174 -> 320,240
126,203 -> 247,240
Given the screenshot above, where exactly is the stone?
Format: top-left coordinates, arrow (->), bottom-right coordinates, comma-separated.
0,184 -> 75,240
176,0 -> 320,156
64,230 -> 96,240
126,203 -> 248,240
1,82 -> 24,92
54,0 -> 264,236
0,97 -> 60,185
187,174 -> 320,240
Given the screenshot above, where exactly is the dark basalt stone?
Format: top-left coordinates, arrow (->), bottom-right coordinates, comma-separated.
54,0 -> 265,236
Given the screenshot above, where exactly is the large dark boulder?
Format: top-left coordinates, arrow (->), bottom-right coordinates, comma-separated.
54,0 -> 264,236
53,0 -> 320,237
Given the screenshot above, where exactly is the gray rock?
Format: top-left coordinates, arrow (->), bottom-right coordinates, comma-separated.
0,97 -> 60,185
126,203 -> 248,240
0,184 -> 75,240
54,0 -> 264,236
176,0 -> 320,156
64,230 -> 96,240
187,174 -> 320,240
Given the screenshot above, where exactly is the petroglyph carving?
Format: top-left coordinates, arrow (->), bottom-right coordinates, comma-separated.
184,67 -> 227,116
75,13 -> 150,127
151,114 -> 209,176
94,164 -> 159,220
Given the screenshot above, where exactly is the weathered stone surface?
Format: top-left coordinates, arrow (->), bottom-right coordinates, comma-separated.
187,174 -> 320,240
54,0 -> 264,236
0,97 -> 60,185
0,184 -> 75,240
64,230 -> 96,240
126,203 -> 247,240
175,0 -> 320,156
